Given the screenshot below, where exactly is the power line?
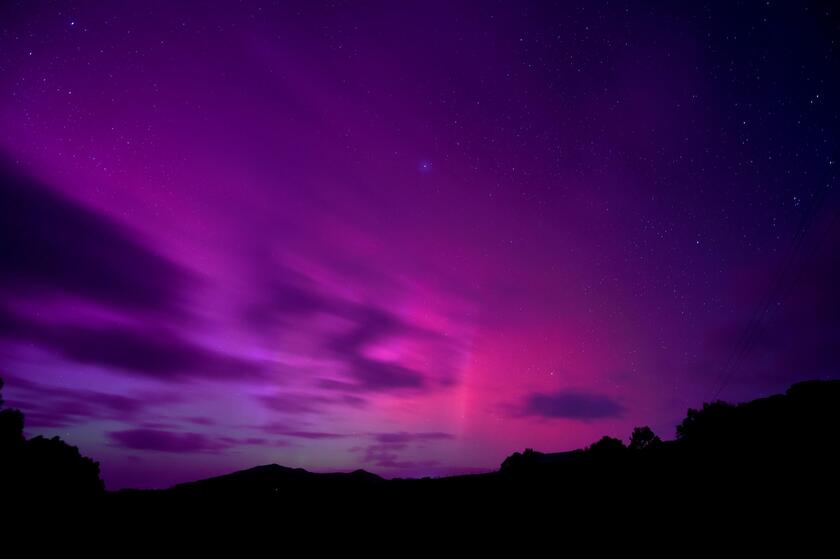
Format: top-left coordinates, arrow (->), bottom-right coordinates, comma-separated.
710,178 -> 836,401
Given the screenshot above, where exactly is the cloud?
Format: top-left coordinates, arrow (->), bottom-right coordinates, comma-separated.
368,455 -> 440,470
0,157 -> 264,383
0,306 -> 263,382
246,270 -> 465,394
218,436 -> 276,446
253,421 -> 292,435
257,392 -> 366,415
371,432 -> 453,444
325,306 -> 428,391
0,156 -> 188,313
107,428 -> 242,453
243,273 -> 329,328
184,416 -> 216,426
349,431 -> 454,470
520,390 -> 625,419
2,373 -> 178,428
282,431 -> 350,440
357,442 -> 441,469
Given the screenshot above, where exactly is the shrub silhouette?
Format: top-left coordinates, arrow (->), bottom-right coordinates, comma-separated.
0,376 -> 105,499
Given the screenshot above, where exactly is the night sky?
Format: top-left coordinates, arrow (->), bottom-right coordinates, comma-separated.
1,1 -> 838,489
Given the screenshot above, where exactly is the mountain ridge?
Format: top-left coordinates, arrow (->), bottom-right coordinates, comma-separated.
105,378 -> 840,503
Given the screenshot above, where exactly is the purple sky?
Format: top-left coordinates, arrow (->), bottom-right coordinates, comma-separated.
1,1 -> 838,489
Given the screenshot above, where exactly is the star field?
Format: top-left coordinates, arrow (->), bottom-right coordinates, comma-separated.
0,1 -> 838,489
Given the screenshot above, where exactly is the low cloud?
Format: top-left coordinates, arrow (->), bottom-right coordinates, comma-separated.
2,373 -> 179,428
258,392 -> 366,415
282,431 -> 350,440
371,432 -> 453,444
108,429 -> 229,453
0,308 -> 264,382
349,431 -> 455,470
520,390 -> 624,419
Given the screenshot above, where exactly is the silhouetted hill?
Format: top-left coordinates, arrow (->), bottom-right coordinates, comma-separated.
109,464 -> 389,509
158,464 -> 382,496
102,379 -> 840,517
4,376 -> 840,529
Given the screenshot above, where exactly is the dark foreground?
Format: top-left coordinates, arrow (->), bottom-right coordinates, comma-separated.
3,379 -> 840,534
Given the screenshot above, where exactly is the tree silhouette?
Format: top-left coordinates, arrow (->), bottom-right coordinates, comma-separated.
628,426 -> 661,451
587,436 -> 626,455
0,375 -> 105,499
500,447 -> 542,472
676,400 -> 737,444
0,378 -> 25,452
